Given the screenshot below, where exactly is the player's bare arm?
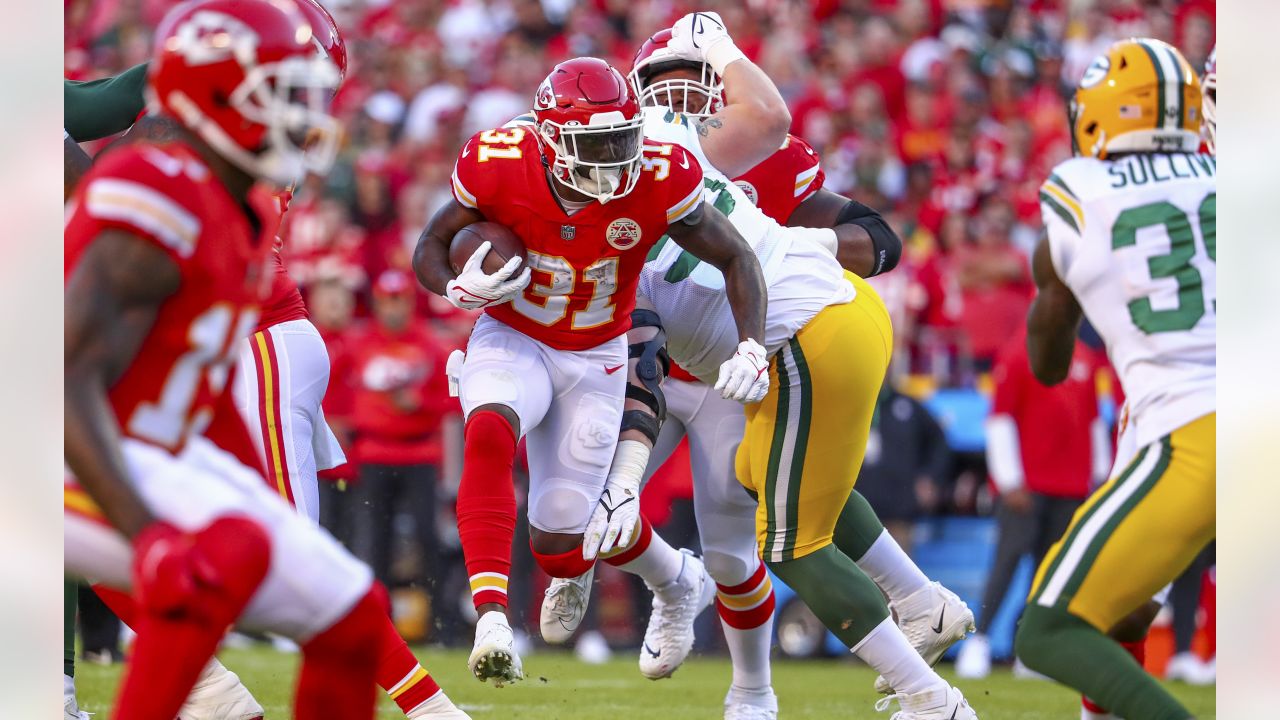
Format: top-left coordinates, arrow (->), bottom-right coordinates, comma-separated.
1026,234 -> 1083,386
788,188 -> 902,278
64,132 -> 92,200
413,199 -> 485,295
65,229 -> 180,538
665,203 -> 766,343
674,13 -> 789,178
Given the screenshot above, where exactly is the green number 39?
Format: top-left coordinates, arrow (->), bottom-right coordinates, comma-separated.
1111,192 -> 1215,334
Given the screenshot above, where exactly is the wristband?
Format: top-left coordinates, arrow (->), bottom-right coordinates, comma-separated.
705,40 -> 748,76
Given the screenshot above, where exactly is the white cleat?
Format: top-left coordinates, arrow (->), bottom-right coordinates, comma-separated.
467,611 -> 524,687
875,684 -> 978,720
1164,652 -> 1216,685
876,582 -> 975,693
724,685 -> 778,719
540,566 -> 594,645
177,658 -> 264,720
65,674 -> 91,720
639,549 -> 715,680
64,695 -> 90,720
406,689 -> 474,719
954,633 -> 992,681
574,630 -> 613,665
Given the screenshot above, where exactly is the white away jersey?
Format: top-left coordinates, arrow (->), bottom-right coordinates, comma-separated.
1041,153 -> 1216,446
637,107 -> 852,382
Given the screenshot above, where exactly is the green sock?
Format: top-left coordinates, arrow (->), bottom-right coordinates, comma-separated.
64,579 -> 77,678
767,544 -> 890,646
831,490 -> 886,561
1016,605 -> 1192,720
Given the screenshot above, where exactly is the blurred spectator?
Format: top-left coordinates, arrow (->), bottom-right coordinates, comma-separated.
345,270 -> 457,629
956,330 -> 1112,678
311,278 -> 358,536
855,383 -> 952,553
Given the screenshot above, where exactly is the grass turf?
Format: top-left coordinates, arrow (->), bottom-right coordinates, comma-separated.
75,645 -> 1214,719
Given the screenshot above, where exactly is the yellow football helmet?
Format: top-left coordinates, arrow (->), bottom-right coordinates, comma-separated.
1071,38 -> 1202,159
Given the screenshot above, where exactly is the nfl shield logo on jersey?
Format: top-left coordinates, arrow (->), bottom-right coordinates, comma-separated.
605,218 -> 642,251
561,225 -> 576,241
735,181 -> 759,206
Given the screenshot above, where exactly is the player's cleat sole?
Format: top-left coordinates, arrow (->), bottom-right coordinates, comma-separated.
468,611 -> 524,688
876,582 -> 976,694
467,648 -> 524,688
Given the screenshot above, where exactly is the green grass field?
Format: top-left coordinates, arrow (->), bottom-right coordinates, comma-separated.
76,645 -> 1214,719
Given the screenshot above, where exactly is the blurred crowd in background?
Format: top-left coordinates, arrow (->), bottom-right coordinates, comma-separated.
66,0 -> 1216,674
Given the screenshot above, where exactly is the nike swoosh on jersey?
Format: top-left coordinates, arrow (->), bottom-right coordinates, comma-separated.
678,156 -> 690,170
604,364 -> 624,375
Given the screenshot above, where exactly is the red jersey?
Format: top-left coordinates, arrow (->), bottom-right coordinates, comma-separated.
450,126 -> 705,351
65,141 -> 273,455
252,188 -> 308,332
346,320 -> 456,466
732,134 -> 825,225
990,331 -> 1101,499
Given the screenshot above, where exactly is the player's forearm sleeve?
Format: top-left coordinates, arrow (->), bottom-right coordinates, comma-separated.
984,414 -> 1025,494
64,62 -> 149,142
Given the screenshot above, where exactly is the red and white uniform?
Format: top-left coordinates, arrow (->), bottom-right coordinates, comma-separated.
63,142 -> 371,640
731,134 -> 824,224
232,188 -> 346,522
450,125 -> 704,533
641,130 -> 833,602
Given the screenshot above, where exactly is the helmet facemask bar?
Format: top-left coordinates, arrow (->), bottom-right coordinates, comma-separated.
225,55 -> 342,185
540,114 -> 645,203
633,62 -> 723,119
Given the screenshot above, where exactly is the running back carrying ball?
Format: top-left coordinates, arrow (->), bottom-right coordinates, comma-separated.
449,222 -> 527,275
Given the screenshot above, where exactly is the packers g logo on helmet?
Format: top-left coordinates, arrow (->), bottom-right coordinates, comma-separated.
1071,38 -> 1202,159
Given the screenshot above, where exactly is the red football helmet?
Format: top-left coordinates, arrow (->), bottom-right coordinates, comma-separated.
148,0 -> 342,186
295,0 -> 347,80
1202,46 -> 1216,155
629,29 -> 723,118
532,57 -> 645,203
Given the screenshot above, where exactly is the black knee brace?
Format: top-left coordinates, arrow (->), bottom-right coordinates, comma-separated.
622,309 -> 670,444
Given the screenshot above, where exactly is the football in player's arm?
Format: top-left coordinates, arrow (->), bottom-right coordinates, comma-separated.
414,156 -> 766,356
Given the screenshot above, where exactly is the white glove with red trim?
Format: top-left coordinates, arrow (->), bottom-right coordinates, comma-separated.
445,240 -> 531,310
715,338 -> 769,403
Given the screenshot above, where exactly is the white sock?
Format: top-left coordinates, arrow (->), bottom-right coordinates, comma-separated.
1081,707 -> 1118,720
721,617 -> 773,690
611,532 -> 685,601
851,617 -> 941,695
855,530 -> 930,605
63,673 -> 75,700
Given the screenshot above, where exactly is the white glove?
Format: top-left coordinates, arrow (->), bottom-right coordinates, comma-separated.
582,440 -> 649,561
445,240 -> 531,310
715,338 -> 769,403
668,11 -> 747,74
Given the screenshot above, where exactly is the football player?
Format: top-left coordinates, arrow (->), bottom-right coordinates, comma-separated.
62,4 -> 468,717
540,19 -> 973,719
1013,39 -> 1215,720
413,56 -> 768,687
63,1 -> 395,718
538,13 -> 979,720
